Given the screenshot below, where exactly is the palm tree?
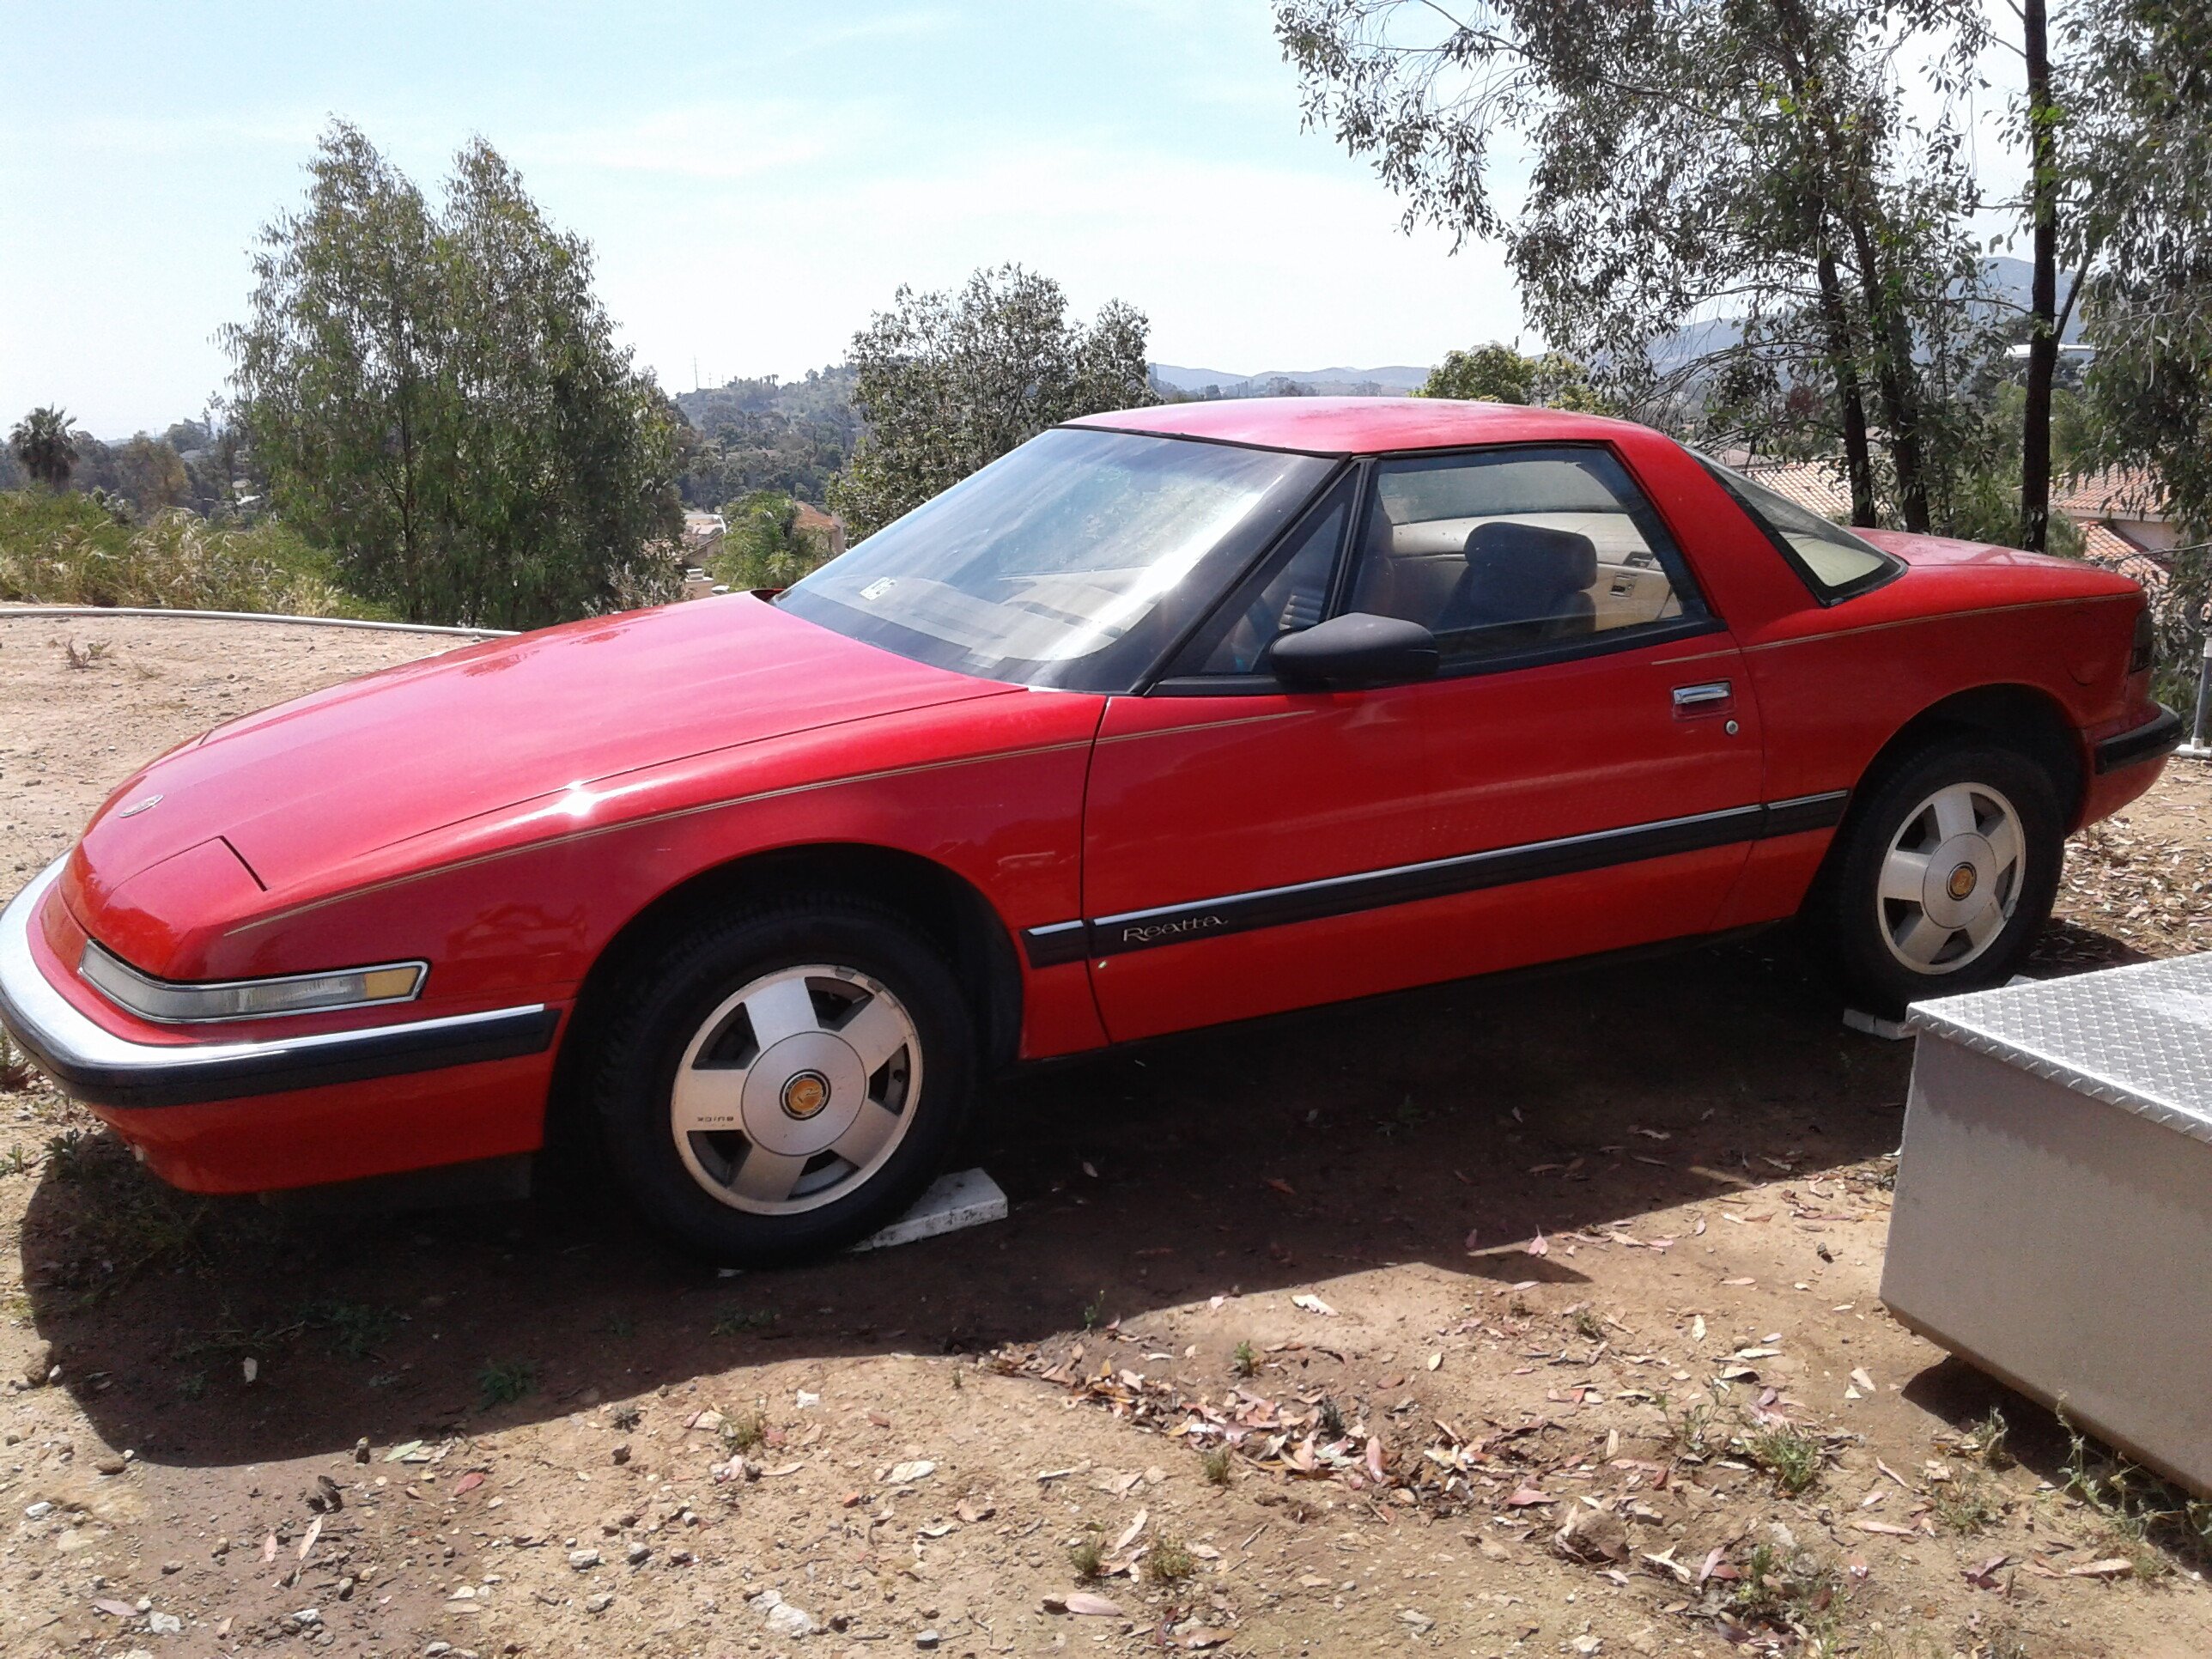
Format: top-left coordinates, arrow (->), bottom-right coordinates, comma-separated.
9,405 -> 80,488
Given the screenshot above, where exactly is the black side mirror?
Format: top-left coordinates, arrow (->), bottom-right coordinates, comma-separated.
1267,611 -> 1441,690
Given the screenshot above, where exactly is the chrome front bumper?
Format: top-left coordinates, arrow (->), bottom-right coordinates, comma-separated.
0,858 -> 559,1109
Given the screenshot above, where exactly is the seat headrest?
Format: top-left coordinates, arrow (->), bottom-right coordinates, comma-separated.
1464,520 -> 1599,592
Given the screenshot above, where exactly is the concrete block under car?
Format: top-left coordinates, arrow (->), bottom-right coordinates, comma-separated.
850,1167 -> 1008,1253
1881,954 -> 2212,1497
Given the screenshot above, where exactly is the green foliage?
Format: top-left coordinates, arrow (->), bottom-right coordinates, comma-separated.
1201,1445 -> 1235,1486
830,264 -> 1155,541
1279,0 -> 1996,534
1421,344 -> 1608,411
477,1358 -> 538,1409
1145,1533 -> 1196,1583
709,1304 -> 778,1335
721,1407 -> 767,1452
1728,1540 -> 1844,1638
298,1298 -> 400,1359
1741,1420 -> 1826,1495
1930,1469 -> 2006,1534
0,489 -> 375,616
2058,1404 -> 2212,1573
676,367 -> 858,506
709,491 -> 836,591
1068,1534 -> 1104,1579
225,121 -> 684,630
9,405 -> 80,488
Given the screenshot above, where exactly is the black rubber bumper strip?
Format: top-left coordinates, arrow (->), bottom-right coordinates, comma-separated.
1023,791 -> 1849,966
3,1002 -> 562,1112
2094,703 -> 2184,775
0,858 -> 562,1111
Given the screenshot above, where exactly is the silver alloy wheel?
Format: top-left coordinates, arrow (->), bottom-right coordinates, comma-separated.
668,965 -> 921,1215
1875,781 -> 2027,975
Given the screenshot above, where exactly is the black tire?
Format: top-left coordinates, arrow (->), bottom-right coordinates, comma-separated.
587,895 -> 976,1266
1818,739 -> 2064,1016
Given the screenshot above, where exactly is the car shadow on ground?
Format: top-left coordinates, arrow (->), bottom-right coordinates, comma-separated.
23,927 -> 1927,1469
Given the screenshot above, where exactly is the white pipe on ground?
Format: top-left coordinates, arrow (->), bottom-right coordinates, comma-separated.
0,605 -> 516,639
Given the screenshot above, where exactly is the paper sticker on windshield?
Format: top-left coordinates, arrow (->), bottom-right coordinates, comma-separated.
860,578 -> 897,602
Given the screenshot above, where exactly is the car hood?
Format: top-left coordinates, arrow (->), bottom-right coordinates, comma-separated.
76,595 -> 1018,896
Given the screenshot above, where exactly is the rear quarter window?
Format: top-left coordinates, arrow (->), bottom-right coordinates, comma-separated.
1696,457 -> 1903,603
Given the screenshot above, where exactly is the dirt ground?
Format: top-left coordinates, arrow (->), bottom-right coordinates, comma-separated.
3,611 -> 2212,1659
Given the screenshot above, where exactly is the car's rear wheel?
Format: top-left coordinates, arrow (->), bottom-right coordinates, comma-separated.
1820,739 -> 2064,1015
591,896 -> 975,1264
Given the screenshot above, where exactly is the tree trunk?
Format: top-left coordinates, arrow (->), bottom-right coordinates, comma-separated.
2021,0 -> 2059,553
1844,204 -> 1933,532
1815,246 -> 1878,525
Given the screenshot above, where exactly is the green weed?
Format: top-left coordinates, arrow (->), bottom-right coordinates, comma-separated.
477,1358 -> 538,1409
1145,1533 -> 1196,1583
1741,1421 -> 1826,1496
710,1305 -> 777,1336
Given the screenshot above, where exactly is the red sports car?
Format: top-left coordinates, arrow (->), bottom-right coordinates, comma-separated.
0,399 -> 2179,1261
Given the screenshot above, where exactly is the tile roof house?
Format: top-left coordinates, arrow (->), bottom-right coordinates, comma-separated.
793,503 -> 847,560
1738,460 -> 2178,588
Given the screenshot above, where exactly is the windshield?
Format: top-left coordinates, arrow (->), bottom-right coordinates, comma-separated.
779,428 -> 1333,690
1697,457 -> 1901,600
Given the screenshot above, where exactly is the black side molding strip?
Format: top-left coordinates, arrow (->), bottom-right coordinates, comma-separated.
2094,703 -> 2183,775
1022,791 -> 1849,967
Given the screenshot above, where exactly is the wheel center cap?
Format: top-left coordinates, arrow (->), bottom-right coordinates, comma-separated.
1947,862 -> 1978,902
781,1069 -> 830,1121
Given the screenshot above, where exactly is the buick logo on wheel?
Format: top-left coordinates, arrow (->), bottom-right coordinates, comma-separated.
780,1070 -> 830,1121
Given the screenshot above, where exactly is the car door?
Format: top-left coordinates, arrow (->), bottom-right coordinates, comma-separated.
1076,443 -> 1769,1042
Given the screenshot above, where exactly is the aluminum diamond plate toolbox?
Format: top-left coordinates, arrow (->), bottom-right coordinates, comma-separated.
1883,953 -> 2212,1497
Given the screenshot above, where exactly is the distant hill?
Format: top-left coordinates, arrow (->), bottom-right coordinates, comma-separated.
1151,363 -> 1431,398
1647,256 -> 2082,375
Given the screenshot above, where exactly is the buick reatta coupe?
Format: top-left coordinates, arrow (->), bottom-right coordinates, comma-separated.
0,398 -> 2179,1261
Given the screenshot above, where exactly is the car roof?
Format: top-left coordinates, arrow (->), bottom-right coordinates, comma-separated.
1069,396 -> 1640,456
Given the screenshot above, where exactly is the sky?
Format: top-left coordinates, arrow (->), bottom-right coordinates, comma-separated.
0,2 -> 1533,439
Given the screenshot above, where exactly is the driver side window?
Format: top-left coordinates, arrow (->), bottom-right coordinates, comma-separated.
1195,483 -> 1352,674
1347,447 -> 1701,662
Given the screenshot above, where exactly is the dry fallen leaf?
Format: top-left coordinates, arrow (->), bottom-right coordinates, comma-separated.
1850,1367 -> 1876,1395
1291,1293 -> 1337,1317
1527,1232 -> 1550,1258
1064,1591 -> 1124,1617
2068,1558 -> 2135,1579
453,1471 -> 485,1497
1113,1509 -> 1149,1553
1263,1177 -> 1296,1196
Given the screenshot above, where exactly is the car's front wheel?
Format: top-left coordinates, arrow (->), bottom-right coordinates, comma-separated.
1820,739 -> 2065,1014
590,896 -> 975,1264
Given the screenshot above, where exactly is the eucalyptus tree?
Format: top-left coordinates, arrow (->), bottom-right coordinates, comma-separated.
9,405 -> 80,488
1420,343 -> 1607,409
226,122 -> 682,629
2069,0 -> 2212,672
830,264 -> 1156,540
1276,0 -> 1994,530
